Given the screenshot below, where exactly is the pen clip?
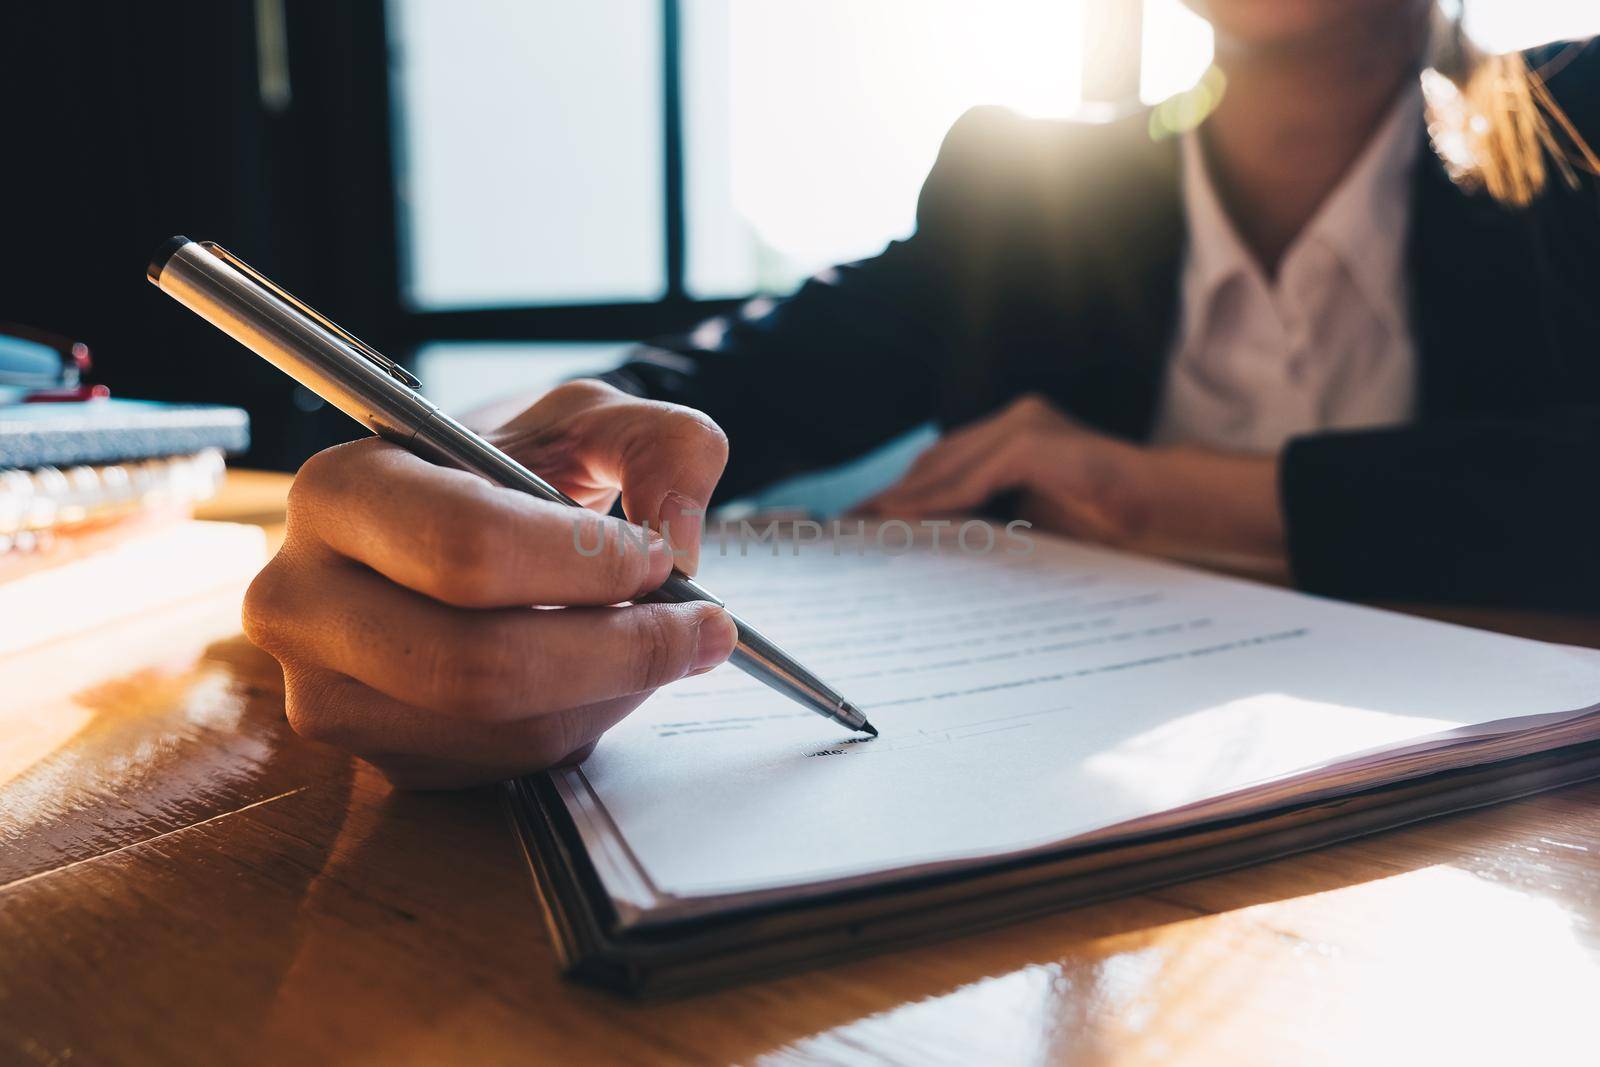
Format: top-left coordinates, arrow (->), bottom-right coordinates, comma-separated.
201,242 -> 422,389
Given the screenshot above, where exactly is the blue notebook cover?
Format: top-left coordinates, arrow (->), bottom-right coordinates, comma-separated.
0,399 -> 250,469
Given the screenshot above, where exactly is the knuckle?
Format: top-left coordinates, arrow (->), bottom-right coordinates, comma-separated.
423,508 -> 507,607
1000,434 -> 1034,465
550,377 -> 618,406
283,695 -> 341,746
286,441 -> 385,539
283,467 -> 322,529
289,447 -> 335,496
624,605 -> 689,691
530,379 -> 627,428
241,561 -> 294,656
591,519 -> 649,596
281,672 -> 352,747
1011,393 -> 1048,418
680,408 -> 730,455
289,443 -> 354,508
655,405 -> 729,464
422,617 -> 524,718
504,379 -> 624,442
283,471 -> 315,522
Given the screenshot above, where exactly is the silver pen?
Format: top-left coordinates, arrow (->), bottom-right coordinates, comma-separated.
148,236 -> 876,738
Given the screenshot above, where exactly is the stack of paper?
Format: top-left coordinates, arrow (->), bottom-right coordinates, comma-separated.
512,526 -> 1600,991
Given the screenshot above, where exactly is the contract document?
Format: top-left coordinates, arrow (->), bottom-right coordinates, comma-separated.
542,527 -> 1600,934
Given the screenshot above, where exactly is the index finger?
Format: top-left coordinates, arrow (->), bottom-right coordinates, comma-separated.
289,438 -> 675,609
494,382 -> 729,574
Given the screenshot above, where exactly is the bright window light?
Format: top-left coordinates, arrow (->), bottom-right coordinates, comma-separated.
390,0 -> 1600,314
1464,0 -> 1600,52
1140,0 -> 1213,105
682,0 -> 1087,298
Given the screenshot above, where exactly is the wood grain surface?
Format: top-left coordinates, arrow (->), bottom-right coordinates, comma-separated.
2,469 -> 1598,1067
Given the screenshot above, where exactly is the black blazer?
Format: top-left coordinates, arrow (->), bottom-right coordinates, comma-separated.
605,40 -> 1600,611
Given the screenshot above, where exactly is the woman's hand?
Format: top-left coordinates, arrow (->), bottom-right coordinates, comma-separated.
857,394 -> 1287,574
243,379 -> 740,790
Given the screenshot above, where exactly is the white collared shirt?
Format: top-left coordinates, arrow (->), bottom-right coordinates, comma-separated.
1151,88 -> 1424,454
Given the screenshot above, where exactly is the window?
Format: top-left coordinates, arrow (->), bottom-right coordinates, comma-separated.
680,0 -> 1090,298
385,0 -> 1600,377
389,0 -> 665,309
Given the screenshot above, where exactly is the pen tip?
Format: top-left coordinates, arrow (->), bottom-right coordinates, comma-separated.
839,700 -> 877,737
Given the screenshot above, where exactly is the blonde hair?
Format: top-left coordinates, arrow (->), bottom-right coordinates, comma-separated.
1425,8 -> 1600,207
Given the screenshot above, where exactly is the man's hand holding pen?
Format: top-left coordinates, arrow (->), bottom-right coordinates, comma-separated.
244,380 -> 739,789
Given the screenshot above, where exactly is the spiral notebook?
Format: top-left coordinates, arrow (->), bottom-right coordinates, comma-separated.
507,527 -> 1600,996
0,398 -> 248,468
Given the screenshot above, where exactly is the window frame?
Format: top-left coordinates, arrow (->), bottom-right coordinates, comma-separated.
381,0 -> 741,352
336,0 -> 1144,354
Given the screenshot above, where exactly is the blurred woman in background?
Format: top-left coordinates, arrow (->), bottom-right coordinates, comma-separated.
247,1 -> 1600,785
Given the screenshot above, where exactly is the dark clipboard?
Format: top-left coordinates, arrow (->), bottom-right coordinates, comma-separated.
504,741 -> 1600,998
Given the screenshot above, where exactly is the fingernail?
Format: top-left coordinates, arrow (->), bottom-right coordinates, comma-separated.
690,607 -> 738,675
660,490 -> 706,575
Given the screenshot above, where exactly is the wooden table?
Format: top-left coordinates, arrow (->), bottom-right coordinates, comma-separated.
4,470 -> 1599,1066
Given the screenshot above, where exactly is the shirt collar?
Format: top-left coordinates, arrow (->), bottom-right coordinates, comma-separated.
1179,83 -> 1425,337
